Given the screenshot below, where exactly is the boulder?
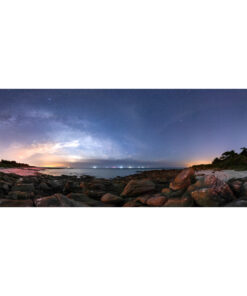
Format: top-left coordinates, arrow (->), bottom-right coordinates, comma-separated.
87,190 -> 105,199
123,200 -> 143,207
101,193 -> 123,204
46,179 -> 64,191
35,194 -> 82,207
169,168 -> 195,191
8,191 -> 33,200
0,181 -> 10,193
12,183 -> 34,192
121,179 -> 155,197
229,180 -> 242,196
241,181 -> 247,197
0,199 -> 33,207
67,193 -> 105,206
225,200 -> 247,207
146,194 -> 168,206
63,181 -> 82,193
163,195 -> 193,207
161,187 -> 185,198
34,194 -> 61,207
38,182 -> 51,193
191,175 -> 235,207
134,194 -> 152,205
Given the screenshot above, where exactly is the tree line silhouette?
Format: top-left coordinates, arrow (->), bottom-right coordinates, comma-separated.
194,147 -> 247,170
0,159 -> 29,168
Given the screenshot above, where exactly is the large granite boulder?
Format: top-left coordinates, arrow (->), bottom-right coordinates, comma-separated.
169,168 -> 195,191
101,193 -> 123,205
121,179 -> 155,197
67,193 -> 104,206
146,194 -> 168,206
190,175 -> 235,207
35,194 -> 82,207
163,195 -> 193,207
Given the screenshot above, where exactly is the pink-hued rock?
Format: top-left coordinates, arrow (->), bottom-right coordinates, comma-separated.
35,193 -> 80,207
134,194 -> 151,205
146,195 -> 168,206
121,179 -> 155,197
123,200 -> 142,207
163,196 -> 193,207
101,193 -> 123,204
191,175 -> 235,206
169,168 -> 195,191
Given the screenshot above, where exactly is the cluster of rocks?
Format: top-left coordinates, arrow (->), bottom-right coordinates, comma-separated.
0,168 -> 247,207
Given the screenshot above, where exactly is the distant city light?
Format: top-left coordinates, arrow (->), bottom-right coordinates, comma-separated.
92,165 -> 97,169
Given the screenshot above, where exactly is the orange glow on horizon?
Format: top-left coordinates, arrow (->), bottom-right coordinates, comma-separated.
186,159 -> 212,167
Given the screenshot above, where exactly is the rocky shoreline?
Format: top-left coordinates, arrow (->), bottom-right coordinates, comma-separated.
0,168 -> 247,207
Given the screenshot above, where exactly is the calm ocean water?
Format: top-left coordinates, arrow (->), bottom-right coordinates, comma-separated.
41,168 -> 170,179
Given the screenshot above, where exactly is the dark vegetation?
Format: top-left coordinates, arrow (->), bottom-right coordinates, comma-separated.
193,147 -> 247,170
0,159 -> 30,168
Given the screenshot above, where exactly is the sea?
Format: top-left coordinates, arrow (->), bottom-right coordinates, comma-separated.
40,168 -> 178,179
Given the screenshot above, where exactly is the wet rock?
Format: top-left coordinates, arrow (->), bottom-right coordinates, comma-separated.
8,191 -> 33,200
169,168 -> 195,191
101,193 -> 123,204
121,179 -> 155,197
146,194 -> 168,206
0,199 -> 33,207
12,183 -> 35,192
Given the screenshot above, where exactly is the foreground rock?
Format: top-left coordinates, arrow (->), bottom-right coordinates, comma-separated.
121,179 -> 155,197
34,194 -> 83,207
0,199 -> 33,207
169,168 -> 195,191
101,193 -> 123,205
0,168 -> 245,207
190,175 -> 235,206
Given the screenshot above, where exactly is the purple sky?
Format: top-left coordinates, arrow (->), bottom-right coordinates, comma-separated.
0,89 -> 247,167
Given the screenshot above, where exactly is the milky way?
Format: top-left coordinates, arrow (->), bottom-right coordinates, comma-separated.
0,89 -> 247,167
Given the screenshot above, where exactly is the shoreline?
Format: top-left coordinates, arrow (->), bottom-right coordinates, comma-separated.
0,167 -> 247,206
1,166 -> 247,182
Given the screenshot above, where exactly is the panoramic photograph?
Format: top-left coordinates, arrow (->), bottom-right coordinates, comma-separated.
0,89 -> 247,207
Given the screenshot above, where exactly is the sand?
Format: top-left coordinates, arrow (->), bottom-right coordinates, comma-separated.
196,170 -> 247,182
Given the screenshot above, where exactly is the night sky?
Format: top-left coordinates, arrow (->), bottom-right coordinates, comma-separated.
0,89 -> 247,168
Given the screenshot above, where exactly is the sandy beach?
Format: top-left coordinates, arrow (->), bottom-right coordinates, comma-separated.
195,170 -> 247,182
